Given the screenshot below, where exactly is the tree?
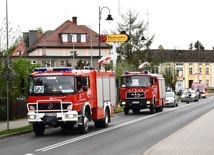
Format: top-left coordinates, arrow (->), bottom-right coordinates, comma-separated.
194,40 -> 204,50
188,43 -> 193,50
115,9 -> 154,70
162,64 -> 177,91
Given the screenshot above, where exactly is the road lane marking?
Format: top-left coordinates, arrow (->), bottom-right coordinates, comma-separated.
35,114 -> 157,152
35,98 -> 213,152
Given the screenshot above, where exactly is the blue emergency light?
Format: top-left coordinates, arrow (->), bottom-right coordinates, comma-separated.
34,67 -> 73,72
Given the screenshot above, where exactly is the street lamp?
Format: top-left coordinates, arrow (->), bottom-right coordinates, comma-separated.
98,6 -> 113,69
135,33 -> 146,70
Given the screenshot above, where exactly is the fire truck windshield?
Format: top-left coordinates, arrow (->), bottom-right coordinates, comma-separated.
29,76 -> 75,94
121,75 -> 150,87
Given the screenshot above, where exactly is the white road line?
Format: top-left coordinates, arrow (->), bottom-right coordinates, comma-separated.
35,98 -> 213,152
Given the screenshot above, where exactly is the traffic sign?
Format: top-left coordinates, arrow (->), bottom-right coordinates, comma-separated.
105,34 -> 129,42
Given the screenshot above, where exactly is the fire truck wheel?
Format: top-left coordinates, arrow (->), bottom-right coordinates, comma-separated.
33,123 -> 45,136
150,104 -> 156,114
78,114 -> 89,134
94,109 -> 110,128
101,109 -> 110,128
124,108 -> 129,115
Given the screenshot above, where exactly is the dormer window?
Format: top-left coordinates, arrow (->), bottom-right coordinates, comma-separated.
68,34 -> 73,42
77,34 -> 81,42
17,50 -> 22,56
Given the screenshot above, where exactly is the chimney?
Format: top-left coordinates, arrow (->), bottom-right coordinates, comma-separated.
72,16 -> 77,24
29,30 -> 38,47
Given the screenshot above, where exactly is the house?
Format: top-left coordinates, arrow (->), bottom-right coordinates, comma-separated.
12,17 -> 111,69
11,16 -> 214,89
147,49 -> 214,90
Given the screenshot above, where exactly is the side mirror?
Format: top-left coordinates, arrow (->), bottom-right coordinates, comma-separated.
83,86 -> 88,91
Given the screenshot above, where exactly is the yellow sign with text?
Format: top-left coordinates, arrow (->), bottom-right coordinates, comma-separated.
105,34 -> 128,42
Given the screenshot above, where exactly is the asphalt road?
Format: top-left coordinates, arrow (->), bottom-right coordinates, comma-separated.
0,95 -> 213,155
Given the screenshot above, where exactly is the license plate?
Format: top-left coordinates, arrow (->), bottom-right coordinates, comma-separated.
132,101 -> 139,104
45,113 -> 57,116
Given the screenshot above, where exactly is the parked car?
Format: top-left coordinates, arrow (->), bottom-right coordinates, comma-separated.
165,91 -> 178,107
182,89 -> 199,103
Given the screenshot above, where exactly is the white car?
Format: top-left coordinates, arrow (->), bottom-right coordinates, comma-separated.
165,92 -> 178,107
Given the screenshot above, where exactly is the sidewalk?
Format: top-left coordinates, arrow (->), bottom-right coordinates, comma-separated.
0,119 -> 29,132
144,109 -> 214,155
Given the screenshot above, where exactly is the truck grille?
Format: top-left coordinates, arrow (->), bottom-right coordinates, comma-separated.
28,101 -> 72,112
126,92 -> 145,99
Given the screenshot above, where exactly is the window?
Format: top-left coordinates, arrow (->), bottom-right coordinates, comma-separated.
165,68 -> 171,74
206,80 -> 209,87
199,67 -> 202,74
189,68 -> 193,75
31,60 -> 37,64
61,60 -> 64,65
206,68 -> 209,75
42,61 -> 55,67
68,34 -> 73,42
42,47 -> 46,56
17,50 -> 22,56
77,34 -> 81,42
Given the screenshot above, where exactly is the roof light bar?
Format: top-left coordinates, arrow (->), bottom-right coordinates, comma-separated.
34,67 -> 73,72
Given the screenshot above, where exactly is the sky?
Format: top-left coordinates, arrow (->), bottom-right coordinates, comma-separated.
0,0 -> 214,50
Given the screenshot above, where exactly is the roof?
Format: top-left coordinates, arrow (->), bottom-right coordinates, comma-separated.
147,49 -> 214,63
25,19 -> 110,54
11,42 -> 24,56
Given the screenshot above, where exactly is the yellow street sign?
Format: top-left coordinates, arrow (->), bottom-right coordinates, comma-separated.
105,34 -> 128,42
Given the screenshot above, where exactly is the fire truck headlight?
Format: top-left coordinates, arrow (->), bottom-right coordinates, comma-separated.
146,101 -> 151,104
121,102 -> 126,105
28,115 -> 36,119
65,114 -> 77,118
29,106 -> 35,111
67,105 -> 73,111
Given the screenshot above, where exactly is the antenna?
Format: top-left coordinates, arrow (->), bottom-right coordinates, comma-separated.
146,9 -> 149,39
118,0 -> 121,23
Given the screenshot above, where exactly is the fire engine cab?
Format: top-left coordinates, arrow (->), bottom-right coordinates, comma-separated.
119,70 -> 166,115
27,67 -> 116,135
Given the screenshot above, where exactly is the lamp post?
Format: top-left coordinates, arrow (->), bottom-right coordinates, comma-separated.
98,6 -> 113,69
135,32 -> 146,70
70,35 -> 77,68
6,0 -> 10,130
86,25 -> 93,68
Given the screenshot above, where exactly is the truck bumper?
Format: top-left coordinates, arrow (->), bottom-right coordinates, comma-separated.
27,111 -> 78,124
120,100 -> 151,109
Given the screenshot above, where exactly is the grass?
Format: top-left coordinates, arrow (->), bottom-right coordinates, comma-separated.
114,106 -> 123,113
0,125 -> 32,136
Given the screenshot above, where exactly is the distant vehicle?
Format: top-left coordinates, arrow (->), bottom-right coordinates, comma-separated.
165,92 -> 178,107
182,89 -> 199,103
181,88 -> 190,102
190,89 -> 200,102
191,82 -> 206,98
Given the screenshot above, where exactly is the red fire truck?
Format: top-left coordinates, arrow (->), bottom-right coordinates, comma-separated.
119,70 -> 166,115
191,82 -> 206,98
26,67 -> 116,135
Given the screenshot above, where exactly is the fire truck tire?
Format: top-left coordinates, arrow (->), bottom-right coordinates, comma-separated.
78,114 -> 89,134
157,102 -> 164,112
94,109 -> 110,128
124,108 -> 129,115
33,123 -> 45,136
